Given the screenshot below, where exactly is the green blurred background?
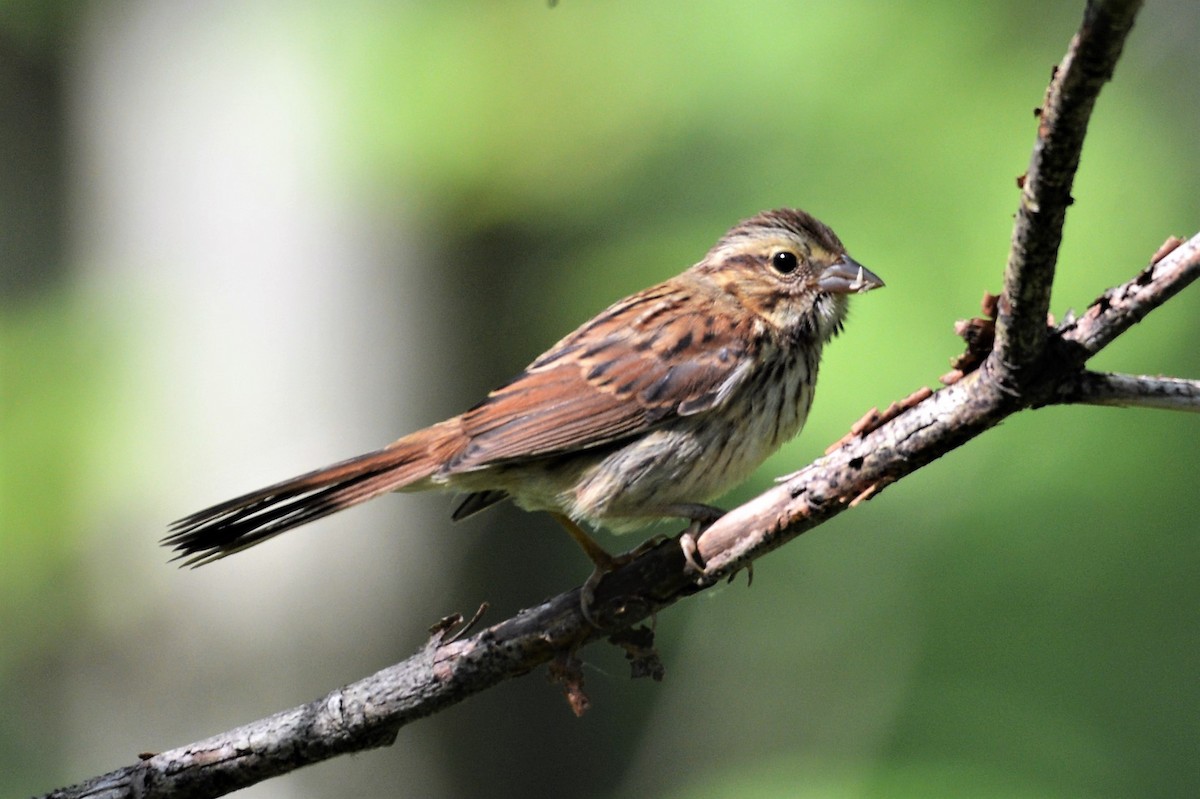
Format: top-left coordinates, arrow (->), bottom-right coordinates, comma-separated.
3,2 -> 1198,797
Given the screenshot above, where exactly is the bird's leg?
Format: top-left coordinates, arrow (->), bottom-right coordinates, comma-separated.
668,505 -> 753,585
662,504 -> 724,574
551,505 -> 725,626
550,512 -> 618,571
680,530 -> 705,573
550,513 -> 620,626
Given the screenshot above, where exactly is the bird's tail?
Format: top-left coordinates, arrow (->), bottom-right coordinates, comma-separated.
164,421 -> 464,566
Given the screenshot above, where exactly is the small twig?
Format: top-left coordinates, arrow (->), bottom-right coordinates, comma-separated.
1058,232 -> 1200,356
1053,372 -> 1200,412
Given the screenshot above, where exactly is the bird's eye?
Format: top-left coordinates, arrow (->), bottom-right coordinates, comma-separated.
770,250 -> 799,274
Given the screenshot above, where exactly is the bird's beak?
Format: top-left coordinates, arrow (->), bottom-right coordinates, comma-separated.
818,255 -> 884,295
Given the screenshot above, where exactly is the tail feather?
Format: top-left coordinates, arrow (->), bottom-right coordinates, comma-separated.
164,423 -> 461,566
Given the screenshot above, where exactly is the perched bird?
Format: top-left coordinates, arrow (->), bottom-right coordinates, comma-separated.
165,208 -> 882,592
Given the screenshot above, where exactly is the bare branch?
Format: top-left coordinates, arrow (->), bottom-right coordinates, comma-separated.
1058,233 -> 1200,356
1053,372 -> 1200,412
38,599 -> 603,799
995,0 -> 1143,384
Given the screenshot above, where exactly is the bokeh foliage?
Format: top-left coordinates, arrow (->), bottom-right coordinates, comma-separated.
3,2 -> 1197,797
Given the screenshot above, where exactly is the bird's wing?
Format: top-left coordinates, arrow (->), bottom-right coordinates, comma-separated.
449,281 -> 758,471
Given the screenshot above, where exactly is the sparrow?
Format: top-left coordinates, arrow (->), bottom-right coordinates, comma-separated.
165,208 -> 882,602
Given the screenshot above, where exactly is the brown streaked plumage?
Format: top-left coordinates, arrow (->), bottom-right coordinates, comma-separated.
165,208 -> 882,569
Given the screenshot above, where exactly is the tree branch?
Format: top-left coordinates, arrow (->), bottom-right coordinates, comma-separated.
41,1 -> 1194,798
1057,232 -> 1200,356
1052,372 -> 1200,412
994,0 -> 1142,385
